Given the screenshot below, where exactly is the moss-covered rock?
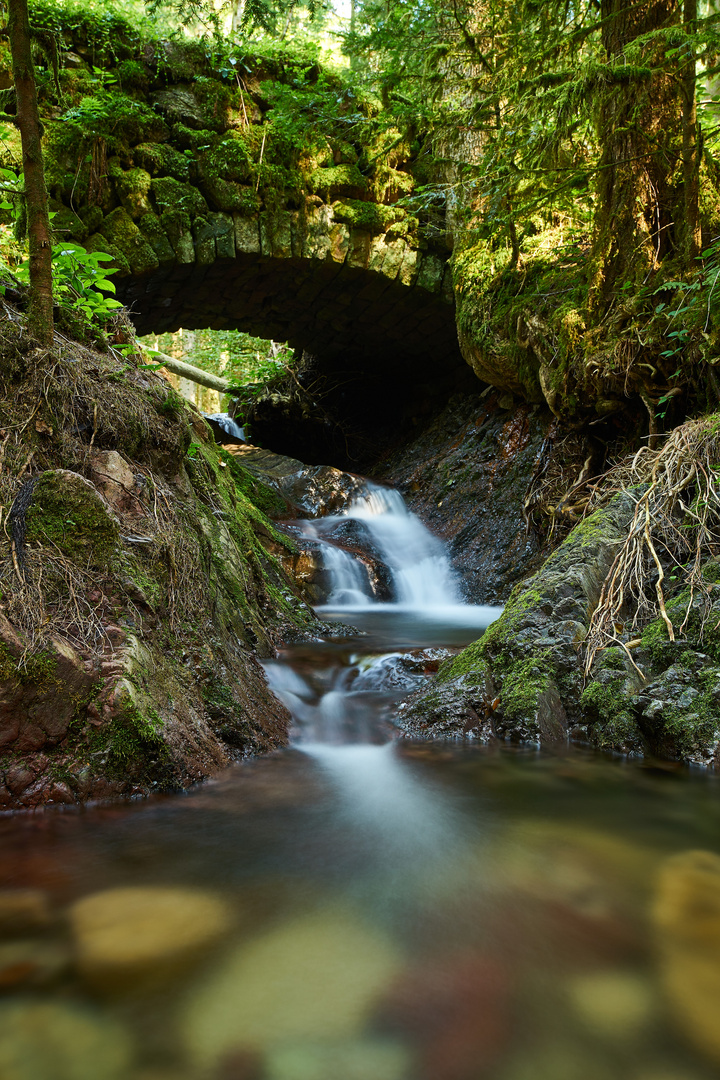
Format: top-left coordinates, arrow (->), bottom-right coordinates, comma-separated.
113,167 -> 153,220
98,207 -> 159,275
133,142 -> 191,182
310,164 -> 367,200
397,490 -> 638,746
0,310 -> 321,809
25,470 -> 120,565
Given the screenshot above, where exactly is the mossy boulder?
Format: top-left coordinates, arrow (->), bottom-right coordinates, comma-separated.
98,207 -> 159,276
150,176 -> 209,218
397,490 -> 638,746
25,470 -> 120,566
113,167 -> 153,220
310,164 -> 367,200
133,142 -> 191,182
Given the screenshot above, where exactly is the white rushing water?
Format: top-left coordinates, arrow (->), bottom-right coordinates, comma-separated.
302,481 -> 460,609
265,478 -> 499,898
266,479 -> 500,747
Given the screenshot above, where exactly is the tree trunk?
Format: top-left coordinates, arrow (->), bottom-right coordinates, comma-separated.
8,0 -> 53,346
683,0 -> 701,262
589,0 -> 683,310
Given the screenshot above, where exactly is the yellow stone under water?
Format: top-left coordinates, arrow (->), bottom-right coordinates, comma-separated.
653,848 -> 720,1065
69,885 -> 233,991
567,969 -> 657,1040
183,907 -> 402,1069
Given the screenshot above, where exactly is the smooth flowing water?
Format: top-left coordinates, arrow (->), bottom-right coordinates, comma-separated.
1,483 -> 720,1080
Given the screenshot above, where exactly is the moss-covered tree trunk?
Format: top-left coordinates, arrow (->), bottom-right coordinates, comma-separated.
588,0 -> 684,311
682,0 -> 701,263
8,0 -> 53,347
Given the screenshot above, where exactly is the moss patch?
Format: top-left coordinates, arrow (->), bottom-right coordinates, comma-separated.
25,471 -> 120,565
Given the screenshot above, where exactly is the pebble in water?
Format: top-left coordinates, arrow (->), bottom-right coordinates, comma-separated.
0,1000 -> 132,1080
653,848 -> 720,1065
69,885 -> 233,992
183,908 -> 402,1072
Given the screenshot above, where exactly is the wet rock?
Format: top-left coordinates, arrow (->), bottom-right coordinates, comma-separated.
635,657 -> 720,766
70,885 -> 233,991
374,396 -> 556,604
352,653 -> 430,695
316,519 -> 394,601
265,1040 -> 410,1080
0,889 -> 52,936
396,670 -> 494,740
653,849 -> 720,1064
227,445 -> 365,517
400,491 -> 639,746
0,1000 -> 132,1079
184,908 -> 402,1070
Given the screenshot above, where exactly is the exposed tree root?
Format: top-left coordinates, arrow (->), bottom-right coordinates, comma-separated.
584,416 -> 720,673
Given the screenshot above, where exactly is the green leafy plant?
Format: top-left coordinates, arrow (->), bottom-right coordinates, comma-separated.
16,242 -> 122,322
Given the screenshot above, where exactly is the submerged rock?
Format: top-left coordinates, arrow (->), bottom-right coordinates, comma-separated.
566,970 -> 657,1041
0,1000 -> 132,1080
265,1040 -> 410,1080
183,908 -> 402,1069
0,890 -> 52,936
653,849 -> 720,1065
70,885 -> 232,992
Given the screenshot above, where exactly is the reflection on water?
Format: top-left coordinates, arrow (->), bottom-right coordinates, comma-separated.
1,748 -> 720,1079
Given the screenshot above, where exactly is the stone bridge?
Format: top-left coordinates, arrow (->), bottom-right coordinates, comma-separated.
41,28 -> 461,377
110,196 -> 457,369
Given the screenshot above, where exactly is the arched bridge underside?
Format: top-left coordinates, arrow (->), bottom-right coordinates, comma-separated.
112,207 -> 460,374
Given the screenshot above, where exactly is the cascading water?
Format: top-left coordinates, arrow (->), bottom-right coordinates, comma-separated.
265,479 -> 501,749
302,482 -> 461,610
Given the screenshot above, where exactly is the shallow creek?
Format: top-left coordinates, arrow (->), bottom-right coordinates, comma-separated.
1,485 -> 720,1080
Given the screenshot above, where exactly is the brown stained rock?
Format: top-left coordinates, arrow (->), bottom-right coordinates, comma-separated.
0,889 -> 52,936
46,782 -> 76,805
89,450 -> 145,516
227,445 -> 365,517
4,767 -> 35,795
0,634 -> 97,755
378,953 -> 510,1080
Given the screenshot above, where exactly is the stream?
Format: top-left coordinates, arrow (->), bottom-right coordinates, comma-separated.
1,482 -> 720,1079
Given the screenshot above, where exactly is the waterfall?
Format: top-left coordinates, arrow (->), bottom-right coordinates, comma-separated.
265,479 -> 501,750
343,484 -> 458,607
310,481 -> 459,609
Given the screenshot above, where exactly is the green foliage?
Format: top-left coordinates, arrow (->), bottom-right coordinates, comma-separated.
46,244 -> 121,321
141,327 -> 294,405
